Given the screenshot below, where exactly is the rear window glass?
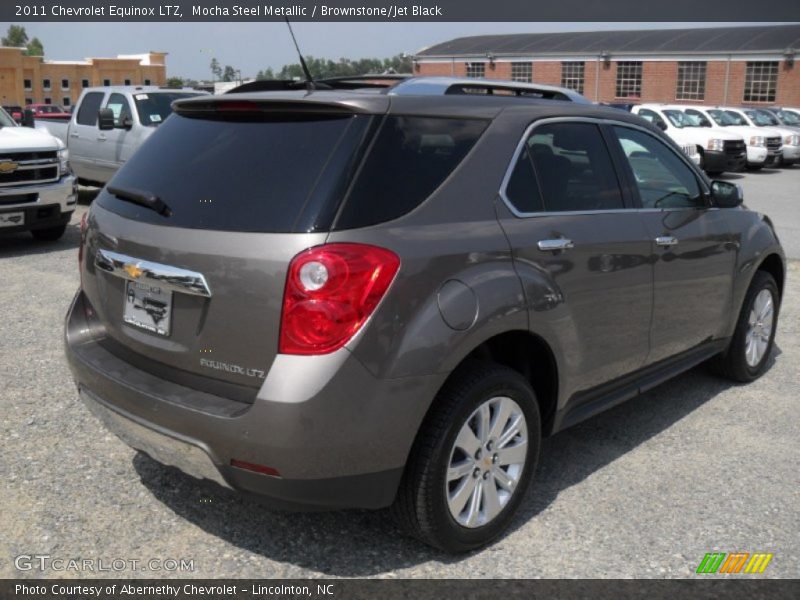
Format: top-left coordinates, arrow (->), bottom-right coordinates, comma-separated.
334,116 -> 487,229
76,92 -> 104,126
97,113 -> 366,233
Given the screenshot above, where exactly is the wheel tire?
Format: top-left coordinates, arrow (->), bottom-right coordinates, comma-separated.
30,224 -> 67,241
747,164 -> 763,171
712,271 -> 779,383
391,360 -> 541,553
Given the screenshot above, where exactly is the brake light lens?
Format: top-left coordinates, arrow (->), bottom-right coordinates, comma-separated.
279,243 -> 400,355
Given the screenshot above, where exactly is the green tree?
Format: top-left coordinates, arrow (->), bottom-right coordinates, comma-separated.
26,37 -> 44,56
166,76 -> 184,87
256,68 -> 275,81
2,25 -> 45,56
222,65 -> 237,82
2,24 -> 28,47
210,58 -> 222,81
272,54 -> 412,80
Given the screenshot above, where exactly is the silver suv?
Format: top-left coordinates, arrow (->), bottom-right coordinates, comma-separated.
65,77 -> 785,552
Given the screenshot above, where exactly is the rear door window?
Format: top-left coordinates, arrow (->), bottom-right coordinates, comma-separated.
76,92 -> 104,126
526,122 -> 624,212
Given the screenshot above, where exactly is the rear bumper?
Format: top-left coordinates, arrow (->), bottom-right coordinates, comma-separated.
65,290 -> 440,510
703,149 -> 746,173
0,174 -> 77,234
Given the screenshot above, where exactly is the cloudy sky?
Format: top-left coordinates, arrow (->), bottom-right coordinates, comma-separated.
7,22 -> 783,79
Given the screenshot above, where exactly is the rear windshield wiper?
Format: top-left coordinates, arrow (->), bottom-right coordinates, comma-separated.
107,185 -> 172,217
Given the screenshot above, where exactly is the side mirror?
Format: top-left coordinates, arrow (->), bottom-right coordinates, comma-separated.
120,115 -> 133,130
21,109 -> 35,128
97,108 -> 115,130
656,120 -> 668,131
710,180 -> 743,208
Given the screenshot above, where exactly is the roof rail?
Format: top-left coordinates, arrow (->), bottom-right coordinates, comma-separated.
387,76 -> 591,104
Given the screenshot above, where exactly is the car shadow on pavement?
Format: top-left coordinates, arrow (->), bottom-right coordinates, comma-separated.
132,347 -> 780,576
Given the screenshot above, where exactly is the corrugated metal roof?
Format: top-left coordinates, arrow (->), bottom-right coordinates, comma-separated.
416,24 -> 800,57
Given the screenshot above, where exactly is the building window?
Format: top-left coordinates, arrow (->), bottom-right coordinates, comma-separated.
124,78 -> 131,86
81,79 -> 90,88
615,61 -> 642,99
63,97 -> 71,107
144,79 -> 151,86
743,61 -> 779,103
25,98 -> 32,106
676,62 -> 706,100
103,79 -> 111,87
61,78 -> 70,90
42,78 -> 51,91
465,62 -> 485,78
24,79 -> 32,90
561,61 -> 585,94
510,62 -> 532,83
44,97 -> 52,105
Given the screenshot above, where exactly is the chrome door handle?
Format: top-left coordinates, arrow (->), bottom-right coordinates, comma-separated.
537,238 -> 574,252
655,236 -> 679,247
97,135 -> 106,141
69,133 -> 79,138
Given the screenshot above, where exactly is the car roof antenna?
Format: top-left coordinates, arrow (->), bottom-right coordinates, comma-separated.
284,18 -> 315,91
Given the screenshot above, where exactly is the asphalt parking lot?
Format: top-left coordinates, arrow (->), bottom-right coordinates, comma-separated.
1,170 -> 798,579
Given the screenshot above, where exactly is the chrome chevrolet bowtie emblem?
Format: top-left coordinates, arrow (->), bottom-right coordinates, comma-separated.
0,160 -> 19,174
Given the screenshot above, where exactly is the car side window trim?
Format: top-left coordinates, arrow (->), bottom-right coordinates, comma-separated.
499,116 -> 642,218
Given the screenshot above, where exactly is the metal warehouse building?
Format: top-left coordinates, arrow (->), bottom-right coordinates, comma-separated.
414,24 -> 800,106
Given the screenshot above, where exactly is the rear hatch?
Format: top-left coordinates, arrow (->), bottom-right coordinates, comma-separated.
80,99 -> 377,400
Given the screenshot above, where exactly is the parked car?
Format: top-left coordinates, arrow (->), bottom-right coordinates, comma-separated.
25,103 -> 72,121
32,86 -> 207,185
0,106 -> 76,240
631,104 -> 746,175
2,105 -> 23,123
748,108 -> 800,155
721,107 -> 800,166
680,106 -> 783,169
65,77 -> 785,553
775,107 -> 800,123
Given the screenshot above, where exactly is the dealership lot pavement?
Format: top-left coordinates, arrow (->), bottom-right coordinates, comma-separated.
1,171 -> 798,578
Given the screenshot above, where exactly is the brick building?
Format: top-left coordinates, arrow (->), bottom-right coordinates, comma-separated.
414,24 -> 800,107
0,49 -> 167,108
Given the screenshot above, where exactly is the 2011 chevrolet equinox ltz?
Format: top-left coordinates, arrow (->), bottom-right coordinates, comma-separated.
65,77 -> 785,552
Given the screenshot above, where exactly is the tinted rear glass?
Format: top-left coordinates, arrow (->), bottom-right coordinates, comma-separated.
97,113 -> 367,233
76,92 -> 104,126
334,116 -> 487,229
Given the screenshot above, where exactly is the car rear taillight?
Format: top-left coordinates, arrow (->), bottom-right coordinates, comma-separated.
279,243 -> 400,355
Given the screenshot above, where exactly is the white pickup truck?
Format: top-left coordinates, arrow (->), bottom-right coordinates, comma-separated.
631,104 -> 747,175
33,86 -> 206,186
0,106 -> 76,241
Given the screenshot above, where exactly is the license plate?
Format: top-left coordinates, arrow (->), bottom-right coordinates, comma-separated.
123,280 -> 172,336
0,211 -> 24,228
